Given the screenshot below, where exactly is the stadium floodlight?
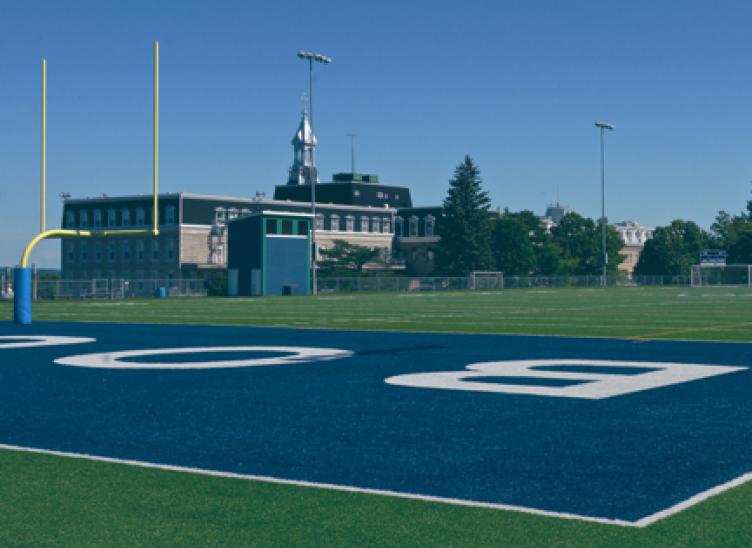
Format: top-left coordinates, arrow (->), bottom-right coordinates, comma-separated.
297,50 -> 332,295
595,121 -> 615,287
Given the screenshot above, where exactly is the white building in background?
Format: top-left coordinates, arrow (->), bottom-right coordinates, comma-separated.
614,221 -> 654,275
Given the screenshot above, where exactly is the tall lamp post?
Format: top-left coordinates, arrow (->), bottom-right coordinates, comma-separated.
595,121 -> 615,287
297,51 -> 331,295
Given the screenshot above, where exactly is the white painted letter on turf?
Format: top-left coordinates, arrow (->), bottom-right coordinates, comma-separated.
0,335 -> 95,349
54,346 -> 353,369
385,359 -> 748,399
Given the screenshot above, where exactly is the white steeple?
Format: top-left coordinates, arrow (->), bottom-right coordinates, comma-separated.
287,107 -> 319,186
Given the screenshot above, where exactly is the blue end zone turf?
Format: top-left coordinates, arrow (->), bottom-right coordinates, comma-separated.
0,322 -> 751,523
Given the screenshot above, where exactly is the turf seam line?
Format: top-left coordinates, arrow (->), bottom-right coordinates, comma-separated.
3,442 -> 749,528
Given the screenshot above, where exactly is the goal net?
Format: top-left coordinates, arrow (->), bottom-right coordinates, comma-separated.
690,264 -> 752,287
470,271 -> 504,290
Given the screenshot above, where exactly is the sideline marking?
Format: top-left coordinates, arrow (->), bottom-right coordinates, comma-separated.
54,346 -> 353,369
385,359 -> 748,399
0,335 -> 95,349
0,442 -> 749,527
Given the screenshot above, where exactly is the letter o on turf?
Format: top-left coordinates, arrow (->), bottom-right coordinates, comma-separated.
54,346 -> 353,369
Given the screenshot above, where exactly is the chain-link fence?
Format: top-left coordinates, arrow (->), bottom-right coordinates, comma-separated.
0,278 -> 208,300
317,274 -> 692,293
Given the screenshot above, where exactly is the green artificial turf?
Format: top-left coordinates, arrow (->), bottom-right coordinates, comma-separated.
2,286 -> 752,546
2,286 -> 752,341
1,448 -> 751,548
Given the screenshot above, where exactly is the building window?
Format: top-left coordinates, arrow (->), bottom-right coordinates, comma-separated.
152,240 -> 160,260
409,216 -> 418,237
371,217 -> 380,233
166,239 -> 175,260
121,208 -> 131,227
122,240 -> 131,261
297,221 -> 309,236
330,214 -> 340,231
93,209 -> 102,227
360,216 -> 369,232
266,219 -> 278,234
425,215 -> 435,237
135,207 -> 145,226
65,241 -> 75,262
65,211 -> 76,228
107,208 -> 117,227
353,190 -> 360,197
282,219 -> 293,235
395,194 -> 400,200
107,241 -> 116,262
376,191 -> 384,199
165,205 -> 176,225
428,250 -> 435,261
315,214 -> 324,231
345,215 -> 354,232
136,240 -> 145,261
93,241 -> 102,262
383,219 -> 391,234
80,241 -> 89,261
395,217 -> 403,236
80,210 -> 89,228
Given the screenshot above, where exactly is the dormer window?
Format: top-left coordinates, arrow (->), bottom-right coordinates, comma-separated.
395,216 -> 403,236
409,216 -> 418,237
425,215 -> 435,237
79,210 -> 89,228
107,208 -> 117,227
93,209 -> 102,227
121,208 -> 131,227
65,211 -> 76,228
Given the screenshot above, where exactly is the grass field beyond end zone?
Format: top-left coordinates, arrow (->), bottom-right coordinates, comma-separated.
2,285 -> 752,341
2,285 -> 752,547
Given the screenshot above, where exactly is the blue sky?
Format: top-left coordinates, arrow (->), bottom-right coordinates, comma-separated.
2,0 -> 752,267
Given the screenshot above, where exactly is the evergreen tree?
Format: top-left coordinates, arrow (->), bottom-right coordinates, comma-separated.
434,156 -> 494,275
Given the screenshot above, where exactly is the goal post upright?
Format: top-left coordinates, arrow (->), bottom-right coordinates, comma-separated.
14,42 -> 161,325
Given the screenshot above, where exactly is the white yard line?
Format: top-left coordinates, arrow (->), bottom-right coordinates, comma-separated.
2,442 -> 749,528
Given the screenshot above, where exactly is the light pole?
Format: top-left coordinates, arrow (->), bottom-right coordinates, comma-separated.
297,51 -> 331,295
595,121 -> 615,287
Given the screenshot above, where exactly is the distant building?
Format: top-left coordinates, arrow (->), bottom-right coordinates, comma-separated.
538,203 -> 576,232
59,110 -> 419,282
614,221 -> 654,275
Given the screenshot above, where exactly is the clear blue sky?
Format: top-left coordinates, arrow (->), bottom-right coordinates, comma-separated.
2,0 -> 752,267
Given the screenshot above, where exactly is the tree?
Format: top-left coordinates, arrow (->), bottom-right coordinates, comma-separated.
434,156 -> 494,275
318,240 -> 385,276
493,210 -> 536,275
551,213 -> 623,275
634,220 -> 710,276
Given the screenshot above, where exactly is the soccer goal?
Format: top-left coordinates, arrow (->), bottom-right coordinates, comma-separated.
690,264 -> 752,287
470,271 -> 504,290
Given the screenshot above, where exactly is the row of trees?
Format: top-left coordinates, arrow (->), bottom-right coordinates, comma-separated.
434,156 -> 624,277
634,201 -> 752,275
